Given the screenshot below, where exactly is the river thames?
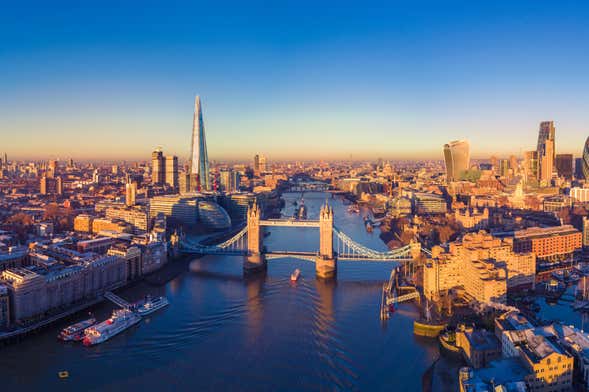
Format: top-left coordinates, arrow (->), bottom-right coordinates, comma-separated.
0,192 -> 440,391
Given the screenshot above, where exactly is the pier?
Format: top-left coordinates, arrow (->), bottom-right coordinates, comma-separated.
104,291 -> 131,308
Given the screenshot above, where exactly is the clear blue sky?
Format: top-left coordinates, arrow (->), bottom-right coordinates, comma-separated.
1,0 -> 588,161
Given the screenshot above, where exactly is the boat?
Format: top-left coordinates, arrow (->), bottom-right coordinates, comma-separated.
58,371 -> 69,379
132,295 -> 170,316
552,270 -> 565,281
291,269 -> 301,282
82,309 -> 141,346
57,316 -> 97,341
542,279 -> 566,300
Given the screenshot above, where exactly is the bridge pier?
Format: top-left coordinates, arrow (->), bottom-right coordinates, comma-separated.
315,256 -> 337,279
243,253 -> 267,274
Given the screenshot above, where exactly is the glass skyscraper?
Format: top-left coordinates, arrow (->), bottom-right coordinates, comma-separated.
190,96 -> 210,191
583,137 -> 589,180
443,140 -> 470,183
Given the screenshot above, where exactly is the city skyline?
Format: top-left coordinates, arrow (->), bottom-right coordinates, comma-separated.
2,1 -> 588,161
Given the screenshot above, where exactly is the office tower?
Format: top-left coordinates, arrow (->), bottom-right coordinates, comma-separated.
112,165 -> 119,175
93,169 -> 100,184
581,137 -> 589,181
190,96 -> 210,191
523,151 -> 538,181
48,160 -> 57,178
219,169 -> 240,193
56,176 -> 63,195
540,138 -> 555,185
443,140 -> 470,183
68,158 -> 74,168
537,121 -> 556,184
178,171 -> 191,194
555,154 -> 573,180
165,156 -> 178,189
40,176 -> 48,195
151,149 -> 164,185
2,153 -> 7,165
125,181 -> 137,206
254,154 -> 267,174
576,158 -> 584,180
499,159 -> 510,177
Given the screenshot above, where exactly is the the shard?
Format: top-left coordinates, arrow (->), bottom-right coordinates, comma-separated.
190,95 -> 210,191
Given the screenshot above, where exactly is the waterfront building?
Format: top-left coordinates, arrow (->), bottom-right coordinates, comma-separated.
443,140 -> 470,183
555,153 -> 573,180
149,194 -> 199,226
424,232 -> 536,303
512,225 -> 582,263
0,253 -> 127,324
107,243 -> 142,281
537,121 -> 556,185
165,155 -> 178,189
220,193 -> 257,224
455,324 -> 502,369
459,359 -> 529,392
74,214 -> 94,233
190,96 -> 210,191
152,149 -> 164,185
105,205 -> 150,234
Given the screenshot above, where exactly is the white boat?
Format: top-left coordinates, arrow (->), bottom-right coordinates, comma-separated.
291,269 -> 301,282
83,309 -> 141,346
133,295 -> 170,316
58,317 -> 96,341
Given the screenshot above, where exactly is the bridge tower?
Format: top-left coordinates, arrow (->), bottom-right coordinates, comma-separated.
244,200 -> 266,273
316,201 -> 337,279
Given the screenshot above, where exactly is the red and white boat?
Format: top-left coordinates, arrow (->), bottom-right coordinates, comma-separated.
83,309 -> 141,346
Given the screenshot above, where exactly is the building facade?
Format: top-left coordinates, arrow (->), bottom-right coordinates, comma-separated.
443,140 -> 470,183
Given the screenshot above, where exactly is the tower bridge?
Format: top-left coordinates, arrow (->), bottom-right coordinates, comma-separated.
180,201 -> 426,278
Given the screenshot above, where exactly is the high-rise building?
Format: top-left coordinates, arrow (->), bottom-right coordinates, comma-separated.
523,151 -> 538,181
555,154 -> 573,180
583,137 -> 589,180
48,160 -> 57,178
165,156 -> 178,189
40,176 -> 48,195
190,96 -> 210,191
443,140 -> 470,183
576,157 -> 584,179
125,181 -> 137,206
499,159 -> 509,177
539,138 -> 554,185
219,169 -> 240,193
151,149 -> 164,185
254,154 -> 267,174
536,121 -> 556,184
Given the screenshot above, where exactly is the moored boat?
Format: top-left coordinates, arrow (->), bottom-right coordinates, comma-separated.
58,317 -> 97,341
82,309 -> 141,346
132,295 -> 170,316
291,269 -> 301,282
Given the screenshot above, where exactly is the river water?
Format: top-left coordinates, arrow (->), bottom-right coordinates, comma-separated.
0,192 -> 439,391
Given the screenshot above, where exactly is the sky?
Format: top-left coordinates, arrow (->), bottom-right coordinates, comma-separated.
1,0 -> 588,162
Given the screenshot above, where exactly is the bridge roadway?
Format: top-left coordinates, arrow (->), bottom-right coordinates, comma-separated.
259,219 -> 320,228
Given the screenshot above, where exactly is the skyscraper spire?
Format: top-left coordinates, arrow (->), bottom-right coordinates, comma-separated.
190,95 -> 210,191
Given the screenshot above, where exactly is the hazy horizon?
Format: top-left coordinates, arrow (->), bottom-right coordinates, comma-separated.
2,1 -> 588,161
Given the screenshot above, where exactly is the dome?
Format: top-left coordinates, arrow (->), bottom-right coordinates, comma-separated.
198,201 -> 232,230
